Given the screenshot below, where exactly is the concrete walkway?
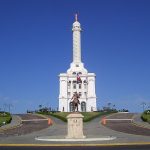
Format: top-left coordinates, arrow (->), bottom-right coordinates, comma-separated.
133,113 -> 150,129
0,115 -> 22,131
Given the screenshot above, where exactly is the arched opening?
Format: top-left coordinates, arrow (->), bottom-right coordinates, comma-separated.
81,102 -> 86,112
70,102 -> 74,112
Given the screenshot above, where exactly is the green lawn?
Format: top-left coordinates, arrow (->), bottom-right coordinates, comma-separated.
0,112 -> 12,126
81,112 -> 111,122
38,111 -> 116,122
141,110 -> 150,123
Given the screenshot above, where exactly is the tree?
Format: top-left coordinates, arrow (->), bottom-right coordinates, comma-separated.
39,105 -> 42,110
107,102 -> 112,110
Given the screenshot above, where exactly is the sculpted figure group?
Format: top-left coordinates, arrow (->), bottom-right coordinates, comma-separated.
71,92 -> 80,112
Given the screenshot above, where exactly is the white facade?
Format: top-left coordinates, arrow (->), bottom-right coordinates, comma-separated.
59,15 -> 97,112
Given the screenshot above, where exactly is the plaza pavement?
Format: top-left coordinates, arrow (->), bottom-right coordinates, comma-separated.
0,113 -> 150,145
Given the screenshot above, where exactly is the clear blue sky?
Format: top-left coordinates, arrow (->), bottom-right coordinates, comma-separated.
0,0 -> 150,113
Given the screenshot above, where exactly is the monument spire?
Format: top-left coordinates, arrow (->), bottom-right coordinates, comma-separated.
75,13 -> 78,21
72,14 -> 82,64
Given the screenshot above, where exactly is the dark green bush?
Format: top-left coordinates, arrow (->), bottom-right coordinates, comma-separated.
0,112 -> 12,126
141,110 -> 150,123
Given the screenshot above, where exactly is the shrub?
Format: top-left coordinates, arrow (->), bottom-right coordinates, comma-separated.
141,110 -> 150,123
0,112 -> 12,126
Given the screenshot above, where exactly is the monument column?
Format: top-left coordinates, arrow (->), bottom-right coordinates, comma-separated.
72,14 -> 82,64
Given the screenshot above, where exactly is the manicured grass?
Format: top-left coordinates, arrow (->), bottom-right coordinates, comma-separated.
38,111 -> 116,122
0,112 -> 12,127
48,112 -> 69,122
81,111 -> 113,122
141,110 -> 150,123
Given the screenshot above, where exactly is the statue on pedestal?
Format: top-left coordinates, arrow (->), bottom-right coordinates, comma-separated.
71,92 -> 80,112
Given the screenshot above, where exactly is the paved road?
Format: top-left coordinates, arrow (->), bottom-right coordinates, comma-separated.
104,113 -> 150,136
0,113 -> 150,144
0,114 -> 49,137
1,113 -> 150,138
0,145 -> 150,150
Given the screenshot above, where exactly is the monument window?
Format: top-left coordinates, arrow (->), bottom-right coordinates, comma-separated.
81,102 -> 86,112
73,84 -> 76,89
84,84 -> 86,89
79,84 -> 82,89
68,82 -> 71,89
84,92 -> 87,97
72,72 -> 76,75
68,92 -> 71,97
79,92 -> 82,97
69,102 -> 74,112
84,80 -> 87,83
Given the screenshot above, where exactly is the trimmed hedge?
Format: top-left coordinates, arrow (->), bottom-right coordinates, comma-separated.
141,110 -> 150,123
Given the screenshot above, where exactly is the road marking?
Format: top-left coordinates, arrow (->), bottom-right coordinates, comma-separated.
0,142 -> 150,147
106,119 -> 133,121
131,115 -> 150,129
21,119 -> 48,122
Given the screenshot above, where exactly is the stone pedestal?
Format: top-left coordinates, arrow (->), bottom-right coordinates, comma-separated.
66,113 -> 86,139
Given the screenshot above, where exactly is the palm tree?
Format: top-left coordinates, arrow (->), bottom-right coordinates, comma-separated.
107,103 -> 111,109
39,105 -> 42,110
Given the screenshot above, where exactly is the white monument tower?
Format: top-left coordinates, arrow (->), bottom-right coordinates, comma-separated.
59,14 -> 97,112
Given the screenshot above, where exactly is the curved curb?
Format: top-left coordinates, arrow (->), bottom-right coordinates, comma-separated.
132,122 -> 150,129
0,115 -> 22,131
132,115 -> 150,130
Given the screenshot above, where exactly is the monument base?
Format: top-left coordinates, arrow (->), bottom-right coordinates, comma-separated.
66,112 -> 86,139
35,136 -> 116,141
